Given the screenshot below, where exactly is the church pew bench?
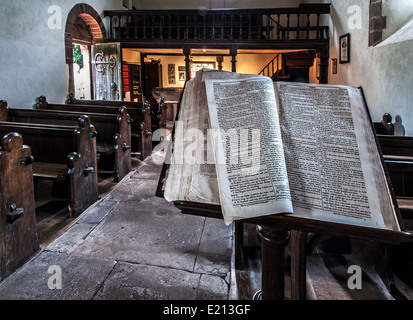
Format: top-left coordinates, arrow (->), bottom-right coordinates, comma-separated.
0,118 -> 99,218
65,93 -> 163,134
0,132 -> 39,281
374,113 -> 394,135
152,87 -> 183,126
373,113 -> 413,207
47,95 -> 154,159
374,133 -> 413,291
2,103 -> 131,183
376,134 -> 413,233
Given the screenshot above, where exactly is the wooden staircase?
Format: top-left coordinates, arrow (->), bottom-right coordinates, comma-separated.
259,50 -> 317,81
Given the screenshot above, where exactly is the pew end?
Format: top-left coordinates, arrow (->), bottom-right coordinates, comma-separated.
0,132 -> 39,281
0,116 -> 99,219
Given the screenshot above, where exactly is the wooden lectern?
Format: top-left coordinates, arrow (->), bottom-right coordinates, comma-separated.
156,84 -> 413,300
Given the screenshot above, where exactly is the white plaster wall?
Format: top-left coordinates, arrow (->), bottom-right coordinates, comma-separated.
382,0 -> 413,40
236,53 -> 278,75
320,0 -> 413,136
0,0 -> 124,108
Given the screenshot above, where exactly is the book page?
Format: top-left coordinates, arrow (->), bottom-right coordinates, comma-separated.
164,69 -> 280,210
164,74 -> 221,204
204,76 -> 293,224
275,82 -> 401,231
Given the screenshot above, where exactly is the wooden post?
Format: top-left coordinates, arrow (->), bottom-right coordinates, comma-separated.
216,55 -> 224,70
290,230 -> 308,300
318,47 -> 329,84
256,225 -> 289,300
183,47 -> 191,80
234,221 -> 244,268
230,48 -> 237,73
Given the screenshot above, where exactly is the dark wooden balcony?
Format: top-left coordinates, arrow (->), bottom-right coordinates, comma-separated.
103,4 -> 331,49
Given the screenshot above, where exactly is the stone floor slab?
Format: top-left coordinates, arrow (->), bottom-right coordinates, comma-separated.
93,261 -> 200,300
77,199 -> 120,225
196,274 -> 229,300
104,179 -> 160,203
46,223 -> 97,254
194,218 -> 233,277
72,197 -> 206,272
0,251 -> 115,300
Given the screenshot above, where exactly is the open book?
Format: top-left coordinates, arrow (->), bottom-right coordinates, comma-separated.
162,69 -> 401,232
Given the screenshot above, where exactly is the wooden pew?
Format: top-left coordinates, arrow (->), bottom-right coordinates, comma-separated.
2,102 -> 131,183
152,87 -> 183,126
66,93 -> 163,130
0,132 -> 39,281
372,117 -> 413,292
373,113 -> 413,199
373,113 -> 413,197
377,134 -> 413,199
64,94 -> 155,157
374,113 -> 395,135
0,117 -> 99,219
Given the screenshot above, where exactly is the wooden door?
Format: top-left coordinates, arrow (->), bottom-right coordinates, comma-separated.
91,43 -> 122,101
144,62 -> 162,103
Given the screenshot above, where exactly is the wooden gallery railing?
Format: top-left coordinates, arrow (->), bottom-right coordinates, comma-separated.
103,4 -> 330,46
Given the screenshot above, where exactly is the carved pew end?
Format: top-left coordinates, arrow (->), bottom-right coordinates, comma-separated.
0,132 -> 39,280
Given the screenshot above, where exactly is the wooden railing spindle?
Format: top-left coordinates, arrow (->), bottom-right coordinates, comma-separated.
221,15 -> 224,40
194,15 -> 198,40
203,15 -> 206,39
142,15 -> 146,39
176,15 -> 180,39
159,15 -> 164,39
239,14 -> 243,40
185,15 -> 189,39
102,5 -> 331,44
212,15 -> 215,40
151,15 -> 155,39
276,14 -> 281,40
230,14 -> 233,40
134,15 -> 138,39
286,13 -> 290,40
248,14 -> 251,40
168,15 -> 172,39
296,13 -> 300,39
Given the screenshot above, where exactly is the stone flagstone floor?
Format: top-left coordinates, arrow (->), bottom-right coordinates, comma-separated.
0,147 -> 233,300
3,141 -> 413,301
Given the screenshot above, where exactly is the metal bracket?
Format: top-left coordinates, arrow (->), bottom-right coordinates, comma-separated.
92,52 -> 117,72
6,204 -> 24,223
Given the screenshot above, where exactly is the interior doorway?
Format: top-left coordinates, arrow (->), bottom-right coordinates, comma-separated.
65,4 -> 106,98
73,43 -> 92,100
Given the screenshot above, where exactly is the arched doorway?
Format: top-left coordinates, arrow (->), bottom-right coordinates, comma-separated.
65,4 -> 106,99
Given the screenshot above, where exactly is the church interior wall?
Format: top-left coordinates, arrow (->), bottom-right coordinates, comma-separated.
0,0 -> 411,135
325,0 -> 413,135
0,0 -> 124,108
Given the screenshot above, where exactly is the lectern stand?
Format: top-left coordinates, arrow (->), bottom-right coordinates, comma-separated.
155,83 -> 413,300
171,199 -> 413,300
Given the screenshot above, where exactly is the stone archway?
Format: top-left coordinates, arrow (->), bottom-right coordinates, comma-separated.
65,3 -> 106,94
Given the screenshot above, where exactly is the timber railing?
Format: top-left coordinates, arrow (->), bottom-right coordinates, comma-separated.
258,53 -> 281,79
103,4 -> 330,45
